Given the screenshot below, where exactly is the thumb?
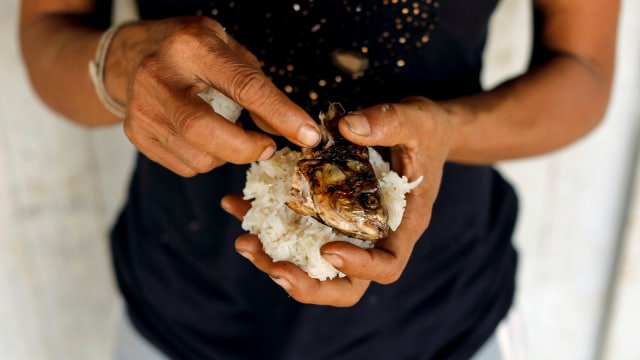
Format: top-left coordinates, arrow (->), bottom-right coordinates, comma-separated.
193,18 -> 322,148
339,103 -> 413,147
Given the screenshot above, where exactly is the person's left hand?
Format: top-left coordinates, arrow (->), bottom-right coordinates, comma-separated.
222,96 -> 456,306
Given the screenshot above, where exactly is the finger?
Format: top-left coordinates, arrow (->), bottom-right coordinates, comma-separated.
159,85 -> 278,165
276,265 -> 371,307
127,128 -> 201,177
338,101 -> 427,148
235,234 -> 371,306
320,177 -> 436,284
212,69 -> 321,148
220,194 -> 252,221
149,17 -> 321,147
129,102 -> 231,173
145,17 -> 321,147
249,113 -> 278,135
124,106 -> 207,176
161,125 -> 229,171
180,104 -> 277,164
188,36 -> 321,147
320,238 -> 413,285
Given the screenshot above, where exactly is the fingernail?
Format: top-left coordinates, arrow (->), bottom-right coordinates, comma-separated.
270,275 -> 292,290
258,145 -> 275,161
322,253 -> 344,268
297,124 -> 321,147
236,249 -> 254,262
345,112 -> 371,136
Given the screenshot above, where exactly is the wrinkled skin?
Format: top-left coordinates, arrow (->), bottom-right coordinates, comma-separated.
20,0 -> 619,309
223,98 -> 454,307
287,104 -> 389,241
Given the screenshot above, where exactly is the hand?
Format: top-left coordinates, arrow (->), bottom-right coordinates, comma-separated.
222,97 -> 455,306
106,17 -> 321,176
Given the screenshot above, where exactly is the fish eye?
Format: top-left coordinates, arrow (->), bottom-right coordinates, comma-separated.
359,192 -> 380,210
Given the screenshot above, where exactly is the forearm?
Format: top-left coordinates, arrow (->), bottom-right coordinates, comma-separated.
439,0 -> 618,164
444,53 -> 612,164
20,14 -> 120,126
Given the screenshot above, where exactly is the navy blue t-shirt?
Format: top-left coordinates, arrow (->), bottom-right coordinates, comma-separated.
111,1 -> 519,359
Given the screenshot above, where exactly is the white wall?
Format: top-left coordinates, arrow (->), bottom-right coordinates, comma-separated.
602,141 -> 640,360
484,1 -> 640,359
0,0 -> 132,358
1,0 -> 639,359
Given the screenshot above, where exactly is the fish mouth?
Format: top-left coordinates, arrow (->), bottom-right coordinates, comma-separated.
317,209 -> 389,241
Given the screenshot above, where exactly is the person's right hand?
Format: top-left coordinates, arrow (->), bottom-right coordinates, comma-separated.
105,16 -> 321,176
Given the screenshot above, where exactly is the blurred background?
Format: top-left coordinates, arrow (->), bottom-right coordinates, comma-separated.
1,0 -> 639,359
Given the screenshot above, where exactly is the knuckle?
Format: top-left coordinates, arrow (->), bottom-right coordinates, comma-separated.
166,23 -> 205,53
178,115 -> 200,137
211,158 -> 226,169
176,166 -> 198,178
380,102 -> 399,118
135,50 -> 190,97
378,266 -> 402,285
190,152 -> 217,173
165,19 -> 226,59
195,16 -> 226,36
229,69 -> 271,106
175,110 -> 204,139
291,292 -> 314,305
135,55 -> 162,84
133,55 -> 178,96
162,127 -> 182,149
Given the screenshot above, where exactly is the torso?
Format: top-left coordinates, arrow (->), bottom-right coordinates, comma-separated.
112,1 -> 518,359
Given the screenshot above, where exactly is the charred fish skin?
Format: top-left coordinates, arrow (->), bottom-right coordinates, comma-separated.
287,103 -> 389,242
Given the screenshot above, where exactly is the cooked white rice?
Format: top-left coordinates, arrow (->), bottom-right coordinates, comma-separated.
198,87 -> 243,123
242,147 -> 422,280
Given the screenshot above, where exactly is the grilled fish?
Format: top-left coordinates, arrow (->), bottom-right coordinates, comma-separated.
287,104 -> 389,241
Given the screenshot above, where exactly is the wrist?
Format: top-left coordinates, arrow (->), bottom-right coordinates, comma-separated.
438,98 -> 474,162
88,24 -> 128,117
102,22 -> 148,112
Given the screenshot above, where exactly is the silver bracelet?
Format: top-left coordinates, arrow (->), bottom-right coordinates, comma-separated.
88,24 -> 127,118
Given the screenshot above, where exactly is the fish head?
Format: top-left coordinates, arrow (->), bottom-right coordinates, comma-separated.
313,161 -> 389,241
286,102 -> 390,241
